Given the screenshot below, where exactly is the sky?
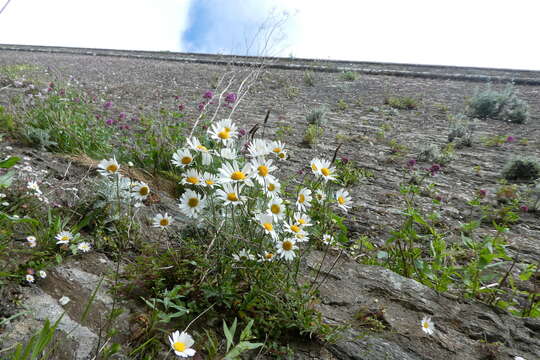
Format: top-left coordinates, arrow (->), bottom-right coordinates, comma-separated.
0,0 -> 539,70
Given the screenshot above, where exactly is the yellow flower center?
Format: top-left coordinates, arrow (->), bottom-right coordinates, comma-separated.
218,130 -> 230,139
273,147 -> 281,153
296,233 -> 305,240
270,204 -> 281,214
298,219 -> 306,224
321,168 -> 330,176
282,240 -> 293,251
278,152 -> 286,159
181,156 -> 192,165
205,179 -> 215,185
187,198 -> 199,208
258,165 -> 269,177
265,252 -> 274,259
196,145 -> 208,151
106,164 -> 118,173
173,341 -> 186,352
338,196 -> 345,204
160,218 -> 169,226
139,186 -> 149,196
267,183 -> 276,191
298,194 -> 305,203
61,236 -> 69,241
423,322 -> 429,329
231,171 -> 246,181
186,177 -> 199,184
290,225 -> 300,233
227,193 -> 238,201
225,127 -> 231,132
311,163 -> 317,171
263,223 -> 273,231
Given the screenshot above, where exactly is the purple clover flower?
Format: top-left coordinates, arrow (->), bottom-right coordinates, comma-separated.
178,104 -> 185,111
103,101 -> 113,110
118,112 -> 126,120
407,159 -> 417,168
428,164 -> 441,176
520,205 -> 529,212
225,92 -> 237,103
238,128 -> 246,137
198,102 -> 206,112
506,136 -> 516,143
202,90 -> 213,99
105,118 -> 115,126
478,189 -> 487,198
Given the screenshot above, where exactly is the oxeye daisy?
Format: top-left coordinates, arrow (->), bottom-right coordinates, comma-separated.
216,183 -> 244,206
168,330 -> 196,358
277,238 -> 298,261
284,220 -> 304,235
322,234 -> 335,245
335,188 -> 352,212
152,213 -> 173,229
257,213 -> 278,239
97,158 -> 120,177
181,169 -> 203,186
208,118 -> 237,144
178,190 -> 205,218
259,251 -> 276,262
271,140 -> 286,156
311,158 -> 336,182
296,188 -> 312,212
27,181 -> 42,194
38,270 -> 47,278
233,249 -> 256,262
219,161 -> 253,186
172,149 -> 194,168
186,137 -> 212,165
264,179 -> 281,198
294,231 -> 309,243
55,231 -> 73,245
293,212 -> 312,228
421,316 -> 434,335
131,181 -> 150,201
250,158 -> 276,185
26,274 -> 35,283
217,147 -> 238,160
268,197 -> 286,220
77,242 -> 91,253
247,138 -> 271,158
26,235 -> 37,247
201,172 -> 219,188
314,189 -> 327,202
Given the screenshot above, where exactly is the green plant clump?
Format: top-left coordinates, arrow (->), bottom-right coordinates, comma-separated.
467,84 -> 529,124
384,96 -> 418,110
305,106 -> 328,126
340,71 -> 358,81
501,156 -> 540,181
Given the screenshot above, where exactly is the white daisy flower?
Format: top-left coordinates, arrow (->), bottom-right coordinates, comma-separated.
172,149 -> 194,168
271,140 -> 287,158
77,242 -> 91,253
55,231 -> 73,245
97,158 -> 120,177
1,201 -> 9,206
294,231 -> 309,243
276,149 -> 288,161
0,193 -> 6,198
264,179 -> 281,198
335,188 -> 352,212
178,190 -> 205,218
218,161 -> 253,186
268,197 -> 286,220
311,158 -> 336,182
38,270 -> 47,279
26,274 -> 35,283
216,183 -> 244,206
233,249 -> 256,262
247,138 -> 271,158
259,251 -> 276,262
131,181 -> 150,201
186,137 -> 212,165
314,189 -> 327,202
59,296 -> 71,305
257,213 -> 278,239
217,147 -> 238,160
250,158 -> 277,185
284,221 -> 304,236
181,169 -> 203,186
293,212 -> 312,228
277,238 -> 298,261
201,172 -> 219,188
27,181 -> 42,194
168,330 -> 196,358
421,316 -> 434,335
322,234 -> 335,245
152,213 -> 173,229
208,118 -> 237,145
296,188 -> 312,212
26,235 -> 37,247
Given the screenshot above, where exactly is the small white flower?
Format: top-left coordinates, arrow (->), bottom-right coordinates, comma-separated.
0,193 -> 6,198
296,188 -> 312,212
152,213 -> 173,229
55,231 -> 73,245
201,172 -> 219,188
421,316 -> 434,335
27,235 -> 37,247
335,188 -> 352,212
97,158 -> 120,177
249,158 -> 276,185
26,274 -> 35,283
208,118 -> 238,145
187,137 -> 212,165
311,158 -> 336,182
271,140 -> 287,160
172,149 -> 194,168
218,161 -> 253,186
268,197 -> 286,220
27,181 -> 42,194
38,270 -> 47,279
1,201 -> 9,206
131,181 -> 150,201
276,238 -> 298,261
178,189 -> 206,218
233,249 -> 256,262
264,179 -> 281,198
514,357 -> 527,360
314,189 -> 326,202
293,212 -> 312,228
322,234 -> 335,245
216,183 -> 245,206
59,296 -> 71,305
247,138 -> 271,158
77,242 -> 91,253
217,147 -> 238,160
181,169 -> 203,186
257,213 -> 278,239
168,330 -> 196,358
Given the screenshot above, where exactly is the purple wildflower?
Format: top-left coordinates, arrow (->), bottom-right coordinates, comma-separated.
238,128 -> 246,137
407,159 -> 417,168
506,136 -> 516,143
428,164 -> 441,176
225,92 -> 237,103
178,104 -> 185,111
202,90 -> 213,99
478,189 -> 487,198
103,101 -> 113,110
341,157 -> 350,164
198,102 -> 206,112
520,205 -> 529,212
105,118 -> 114,126
118,112 -> 126,120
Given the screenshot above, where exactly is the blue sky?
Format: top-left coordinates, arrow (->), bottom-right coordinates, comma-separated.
1,0 -> 539,70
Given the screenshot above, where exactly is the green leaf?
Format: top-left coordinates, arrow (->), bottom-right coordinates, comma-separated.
0,156 -> 20,168
0,170 -> 15,187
